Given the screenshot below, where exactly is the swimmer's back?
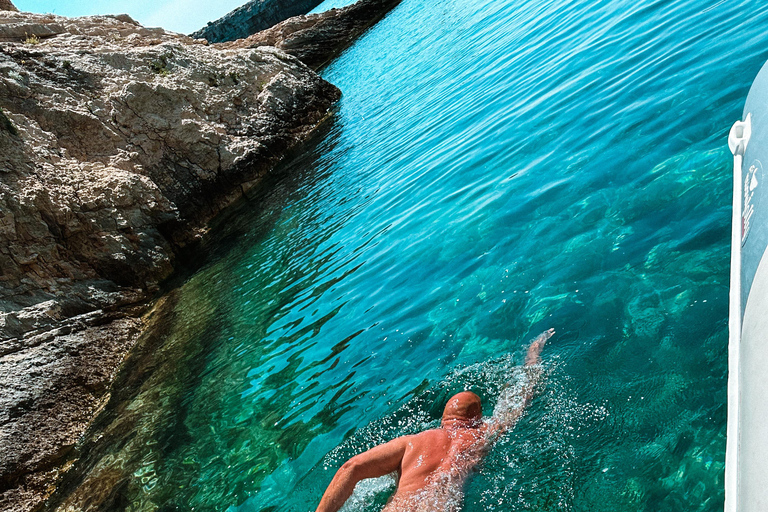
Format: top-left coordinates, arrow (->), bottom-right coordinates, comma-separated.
396,426 -> 488,494
396,429 -> 451,493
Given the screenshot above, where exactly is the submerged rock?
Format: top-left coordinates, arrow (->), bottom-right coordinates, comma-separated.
226,0 -> 403,70
190,0 -> 325,44
0,9 -> 340,511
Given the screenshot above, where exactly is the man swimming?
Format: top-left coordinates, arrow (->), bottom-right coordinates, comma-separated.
315,328 -> 554,512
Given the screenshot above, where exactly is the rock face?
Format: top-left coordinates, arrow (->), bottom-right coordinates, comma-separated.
0,10 -> 340,512
0,0 -> 17,12
0,0 -> 404,509
190,0 -> 324,43
225,0 -> 402,70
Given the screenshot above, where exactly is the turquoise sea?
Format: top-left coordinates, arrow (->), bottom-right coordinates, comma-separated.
51,0 -> 768,510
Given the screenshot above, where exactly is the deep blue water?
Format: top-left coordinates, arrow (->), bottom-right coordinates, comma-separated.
56,0 -> 768,510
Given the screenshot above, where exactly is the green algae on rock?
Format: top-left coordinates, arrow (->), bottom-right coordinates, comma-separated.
0,106 -> 17,135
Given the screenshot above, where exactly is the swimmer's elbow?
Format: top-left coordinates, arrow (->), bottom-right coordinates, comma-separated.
337,457 -> 374,485
339,437 -> 407,481
340,459 -> 358,473
340,457 -> 365,480
341,453 -> 393,481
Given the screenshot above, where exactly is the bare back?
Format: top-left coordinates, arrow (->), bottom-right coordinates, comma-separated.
315,329 -> 553,512
383,425 -> 488,511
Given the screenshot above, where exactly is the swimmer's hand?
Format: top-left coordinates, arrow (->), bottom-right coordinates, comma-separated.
525,328 -> 554,366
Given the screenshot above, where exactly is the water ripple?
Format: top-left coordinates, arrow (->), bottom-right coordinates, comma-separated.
48,0 -> 768,510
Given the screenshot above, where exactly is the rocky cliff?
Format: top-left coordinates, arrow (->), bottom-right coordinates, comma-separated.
0,0 -> 401,509
0,0 -> 17,12
224,0 -> 401,70
0,8 -> 340,512
191,0 -> 324,43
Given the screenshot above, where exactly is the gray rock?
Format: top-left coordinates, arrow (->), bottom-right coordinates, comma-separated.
0,0 -> 17,13
0,0 -> 402,507
0,9 -> 341,511
0,313 -> 144,512
190,0 -> 325,44
0,11 -> 340,299
226,0 -> 402,70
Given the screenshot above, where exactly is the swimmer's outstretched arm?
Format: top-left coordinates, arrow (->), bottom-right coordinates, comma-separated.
316,436 -> 410,512
487,328 -> 554,437
525,327 -> 552,366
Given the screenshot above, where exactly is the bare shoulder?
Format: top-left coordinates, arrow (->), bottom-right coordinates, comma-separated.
412,428 -> 449,441
405,428 -> 450,450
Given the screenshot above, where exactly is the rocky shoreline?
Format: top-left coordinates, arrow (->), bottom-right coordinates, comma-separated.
0,0 -> 399,510
191,0 -> 325,43
223,0 -> 402,70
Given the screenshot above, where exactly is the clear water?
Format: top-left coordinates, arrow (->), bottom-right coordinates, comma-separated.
53,0 -> 768,510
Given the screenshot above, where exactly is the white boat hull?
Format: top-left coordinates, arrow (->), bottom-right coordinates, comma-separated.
726,60 -> 768,511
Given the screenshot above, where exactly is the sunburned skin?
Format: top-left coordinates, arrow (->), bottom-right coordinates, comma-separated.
315,328 -> 554,512
381,419 -> 487,512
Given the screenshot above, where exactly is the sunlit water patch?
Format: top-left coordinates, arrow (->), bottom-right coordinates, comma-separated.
48,0 -> 768,510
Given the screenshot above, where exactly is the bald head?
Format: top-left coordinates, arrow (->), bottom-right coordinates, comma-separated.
441,391 -> 482,428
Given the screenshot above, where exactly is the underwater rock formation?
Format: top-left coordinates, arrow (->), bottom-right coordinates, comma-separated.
226,0 -> 402,70
191,0 -> 325,43
0,9 -> 340,511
